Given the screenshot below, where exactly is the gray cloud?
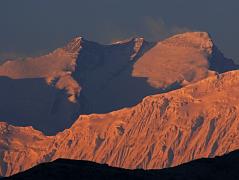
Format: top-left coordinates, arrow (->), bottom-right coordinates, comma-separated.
141,17 -> 193,41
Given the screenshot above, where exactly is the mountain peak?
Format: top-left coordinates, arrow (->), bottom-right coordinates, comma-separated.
176,31 -> 211,38
133,37 -> 145,42
133,37 -> 145,47
163,31 -> 214,54
63,36 -> 84,54
131,37 -> 146,60
111,37 -> 145,45
169,31 -> 212,42
73,36 -> 84,41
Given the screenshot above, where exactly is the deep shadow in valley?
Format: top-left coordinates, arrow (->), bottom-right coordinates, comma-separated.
0,77 -> 80,135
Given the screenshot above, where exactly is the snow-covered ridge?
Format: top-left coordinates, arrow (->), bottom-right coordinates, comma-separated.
162,32 -> 214,53
63,36 -> 83,56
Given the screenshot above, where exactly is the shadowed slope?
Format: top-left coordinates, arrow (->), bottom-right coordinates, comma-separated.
1,70 -> 239,176
5,150 -> 239,180
0,37 -> 154,134
0,77 -> 79,134
71,37 -> 158,113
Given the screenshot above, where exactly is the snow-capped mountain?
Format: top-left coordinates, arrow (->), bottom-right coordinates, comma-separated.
0,32 -> 236,135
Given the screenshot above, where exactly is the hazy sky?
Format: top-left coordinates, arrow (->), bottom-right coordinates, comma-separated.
0,0 -> 238,62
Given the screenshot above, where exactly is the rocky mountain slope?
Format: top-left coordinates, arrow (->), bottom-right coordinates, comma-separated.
0,32 -> 237,135
5,150 -> 239,180
1,70 -> 239,176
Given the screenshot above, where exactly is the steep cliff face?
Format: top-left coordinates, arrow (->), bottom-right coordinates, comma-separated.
1,70 -> 239,177
0,32 -> 237,135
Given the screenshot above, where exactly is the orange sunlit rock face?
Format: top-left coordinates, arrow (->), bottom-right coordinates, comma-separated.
1,70 -> 239,176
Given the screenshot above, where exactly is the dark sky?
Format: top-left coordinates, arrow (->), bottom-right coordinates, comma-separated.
0,0 -> 238,62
